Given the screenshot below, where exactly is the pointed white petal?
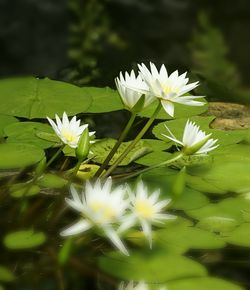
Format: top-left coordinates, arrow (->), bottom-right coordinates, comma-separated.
60,219 -> 92,236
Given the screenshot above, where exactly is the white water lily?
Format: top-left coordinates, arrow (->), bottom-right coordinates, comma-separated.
115,70 -> 155,111
61,178 -> 130,255
121,181 -> 175,247
136,62 -> 205,117
119,281 -> 167,290
47,112 -> 95,148
162,120 -> 218,155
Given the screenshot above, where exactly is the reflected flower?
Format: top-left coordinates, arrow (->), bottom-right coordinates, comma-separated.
61,177 -> 130,255
137,62 -> 205,117
115,70 -> 155,111
119,281 -> 167,290
121,181 -> 175,248
47,112 -> 95,148
162,119 -> 218,155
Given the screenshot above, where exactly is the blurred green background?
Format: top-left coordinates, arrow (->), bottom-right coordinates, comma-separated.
1,0 -> 250,103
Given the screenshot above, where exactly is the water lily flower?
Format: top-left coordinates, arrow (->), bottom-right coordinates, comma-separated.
47,112 -> 95,148
61,178 -> 130,255
162,120 -> 218,155
121,181 -> 175,248
136,62 -> 205,117
119,281 -> 167,290
115,70 -> 155,111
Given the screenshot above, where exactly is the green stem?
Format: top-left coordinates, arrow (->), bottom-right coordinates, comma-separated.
95,112 -> 137,178
103,101 -> 162,178
119,153 -> 184,182
46,145 -> 65,168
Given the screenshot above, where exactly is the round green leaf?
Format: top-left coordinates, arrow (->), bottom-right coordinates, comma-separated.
84,87 -> 124,113
0,77 -> 92,118
5,122 -> 55,149
9,183 -> 40,198
0,266 -> 15,282
223,223 -> 250,247
4,230 -> 46,250
98,251 -> 207,283
0,143 -> 44,169
0,114 -> 19,138
166,277 -> 244,290
37,173 -> 68,189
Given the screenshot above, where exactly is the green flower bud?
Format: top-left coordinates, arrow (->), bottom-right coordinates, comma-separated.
75,128 -> 90,161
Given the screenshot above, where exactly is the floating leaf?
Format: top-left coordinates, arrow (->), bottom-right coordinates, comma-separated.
139,99 -> 208,119
0,266 -> 15,282
98,250 -> 207,283
90,138 -> 152,166
223,223 -> 250,247
37,173 -> 68,189
0,143 -> 44,169
135,151 -> 172,166
166,277 -> 244,290
4,230 -> 46,249
4,122 -> 55,149
0,114 -> 19,138
83,87 -> 123,113
0,77 -> 92,118
9,183 -> 40,198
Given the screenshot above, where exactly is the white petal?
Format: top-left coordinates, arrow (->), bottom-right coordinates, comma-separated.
104,227 -> 129,256
161,100 -> 175,117
141,219 -> 152,248
60,219 -> 92,236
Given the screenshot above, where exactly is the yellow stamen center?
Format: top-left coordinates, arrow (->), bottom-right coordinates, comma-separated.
135,201 -> 154,219
61,129 -> 78,143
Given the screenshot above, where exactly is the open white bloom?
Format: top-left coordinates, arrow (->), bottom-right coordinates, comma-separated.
47,112 -> 95,148
162,120 -> 218,155
137,62 -> 205,117
115,70 -> 155,111
119,281 -> 167,290
121,181 -> 175,247
61,178 -> 130,255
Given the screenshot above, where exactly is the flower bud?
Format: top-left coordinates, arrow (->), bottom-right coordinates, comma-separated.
75,128 -> 90,161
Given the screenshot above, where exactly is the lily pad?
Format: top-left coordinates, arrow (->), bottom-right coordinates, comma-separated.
0,114 -> 19,138
0,143 -> 44,169
0,77 -> 92,118
166,277 -> 244,290
83,87 -> 124,113
0,266 -> 15,282
223,223 -> 250,247
3,230 -> 46,250
4,122 -> 56,149
98,250 -> 207,283
37,173 -> 68,189
9,183 -> 40,198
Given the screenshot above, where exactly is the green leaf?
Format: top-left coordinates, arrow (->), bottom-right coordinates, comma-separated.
0,77 -> 92,118
156,221 -> 225,251
84,87 -> 123,113
135,151 -> 172,166
4,230 -> 46,249
98,250 -> 207,283
139,99 -> 208,119
9,183 -> 40,198
0,143 -> 44,169
90,138 -> 152,166
0,266 -> 15,282
0,114 -> 19,138
37,173 -> 68,189
166,277 -> 244,290
223,223 -> 250,247
4,121 -> 56,149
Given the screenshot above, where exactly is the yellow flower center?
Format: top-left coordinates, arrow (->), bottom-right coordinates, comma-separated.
61,129 -> 78,143
163,85 -> 179,95
135,201 -> 154,219
89,201 -> 116,223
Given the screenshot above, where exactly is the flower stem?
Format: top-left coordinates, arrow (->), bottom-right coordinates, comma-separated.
46,145 -> 65,168
95,112 -> 137,177
103,101 -> 162,178
118,153 -> 184,182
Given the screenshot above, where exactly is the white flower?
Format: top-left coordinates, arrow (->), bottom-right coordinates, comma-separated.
162,120 -> 218,155
115,70 -> 155,111
119,281 -> 167,290
120,181 -> 175,248
47,112 -> 95,148
61,178 -> 130,255
136,62 -> 205,117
